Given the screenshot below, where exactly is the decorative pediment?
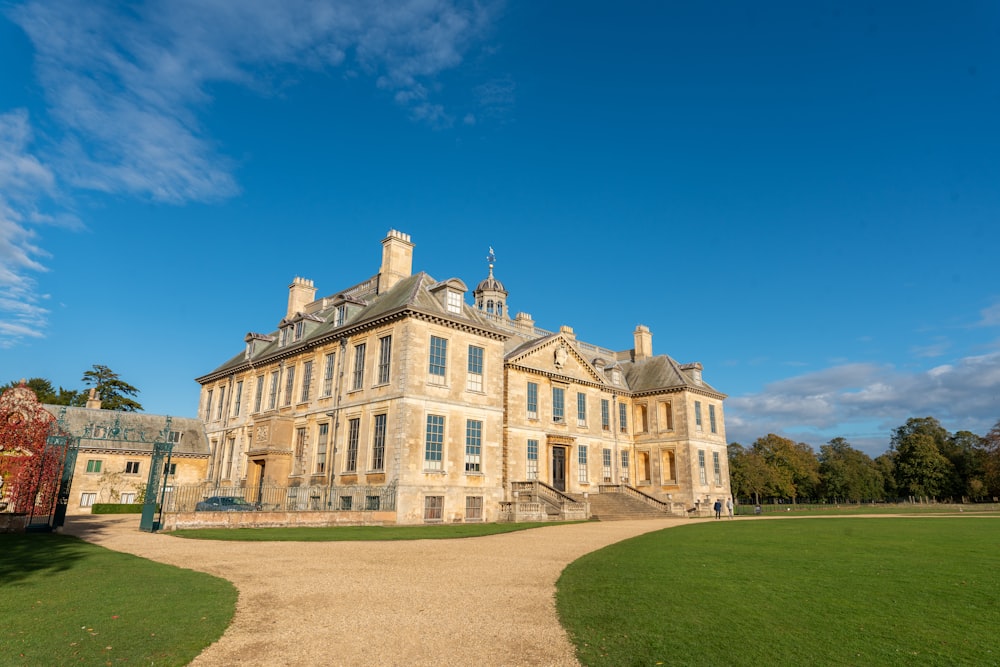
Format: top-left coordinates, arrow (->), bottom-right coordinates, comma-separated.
506,334 -> 609,385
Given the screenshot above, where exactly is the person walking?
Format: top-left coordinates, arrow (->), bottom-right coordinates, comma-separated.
713,499 -> 722,519
726,497 -> 734,519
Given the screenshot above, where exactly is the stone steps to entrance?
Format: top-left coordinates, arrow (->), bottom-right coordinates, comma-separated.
571,492 -> 672,521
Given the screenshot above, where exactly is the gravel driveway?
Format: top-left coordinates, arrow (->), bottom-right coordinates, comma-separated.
63,515 -> 691,666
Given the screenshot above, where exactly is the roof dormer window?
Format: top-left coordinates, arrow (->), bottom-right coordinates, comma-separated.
447,290 -> 463,314
281,326 -> 292,347
335,305 -> 346,327
295,320 -> 305,341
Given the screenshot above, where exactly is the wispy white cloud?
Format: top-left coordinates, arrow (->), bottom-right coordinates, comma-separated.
11,0 -> 498,202
0,109 -> 58,348
1,0 -> 501,346
978,301 -> 1000,327
726,353 -> 1000,456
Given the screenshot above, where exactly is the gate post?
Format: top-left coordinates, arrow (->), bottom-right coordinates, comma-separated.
139,441 -> 173,532
51,435 -> 79,529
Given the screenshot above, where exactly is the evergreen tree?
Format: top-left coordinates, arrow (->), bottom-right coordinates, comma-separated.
81,365 -> 143,412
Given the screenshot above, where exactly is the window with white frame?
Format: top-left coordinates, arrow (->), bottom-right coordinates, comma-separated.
552,387 -> 565,423
80,492 -> 97,507
698,449 -> 707,484
425,415 -> 444,470
447,290 -> 463,314
254,375 -> 264,413
352,343 -> 366,390
619,401 -> 627,433
465,419 -> 482,473
467,345 -> 484,392
527,382 -> 538,419
322,353 -> 335,396
709,404 -> 717,434
120,492 -> 136,504
283,366 -> 295,406
316,423 -> 329,473
602,448 -> 612,483
377,336 -> 392,384
216,386 -> 226,420
601,399 -> 610,431
465,496 -> 483,521
695,401 -> 703,430
268,371 -> 279,409
233,380 -> 243,416
335,305 -> 347,327
295,320 -> 304,341
527,439 -> 538,480
577,392 -> 587,426
371,414 -> 386,470
578,445 -> 588,483
300,361 -> 313,402
713,451 -> 722,485
345,418 -> 360,472
205,389 -> 213,420
424,496 -> 443,522
429,336 -> 448,382
621,450 -> 630,483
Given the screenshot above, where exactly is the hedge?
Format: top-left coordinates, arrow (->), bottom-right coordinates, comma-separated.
91,503 -> 158,514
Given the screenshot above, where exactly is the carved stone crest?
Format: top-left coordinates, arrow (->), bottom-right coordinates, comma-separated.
554,343 -> 568,370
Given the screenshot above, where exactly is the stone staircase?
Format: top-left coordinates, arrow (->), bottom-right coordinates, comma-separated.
572,492 -> 674,521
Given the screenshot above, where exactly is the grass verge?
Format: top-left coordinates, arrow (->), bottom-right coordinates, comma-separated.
557,518 -> 1000,667
0,533 -> 236,666
170,520 -> 578,541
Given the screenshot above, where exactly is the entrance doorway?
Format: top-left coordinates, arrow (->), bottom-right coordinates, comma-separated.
551,446 -> 566,492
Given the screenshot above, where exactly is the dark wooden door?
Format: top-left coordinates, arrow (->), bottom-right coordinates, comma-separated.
552,447 -> 566,492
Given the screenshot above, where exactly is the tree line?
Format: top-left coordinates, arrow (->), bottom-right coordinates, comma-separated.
2,365 -> 143,412
729,416 -> 1000,504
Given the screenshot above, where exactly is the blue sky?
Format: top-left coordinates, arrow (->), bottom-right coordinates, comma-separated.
1,1 -> 998,457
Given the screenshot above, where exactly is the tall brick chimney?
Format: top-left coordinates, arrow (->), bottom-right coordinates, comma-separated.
287,277 -> 317,318
378,230 -> 414,295
633,324 -> 653,360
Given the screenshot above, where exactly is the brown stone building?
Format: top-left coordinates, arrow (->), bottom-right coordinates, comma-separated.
196,230 -> 729,523
43,405 -> 209,515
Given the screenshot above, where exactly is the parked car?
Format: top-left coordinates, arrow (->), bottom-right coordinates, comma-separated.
195,496 -> 257,511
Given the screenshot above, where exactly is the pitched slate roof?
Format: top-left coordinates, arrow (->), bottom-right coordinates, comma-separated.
619,356 -> 725,396
197,271 -> 511,383
43,405 -> 210,456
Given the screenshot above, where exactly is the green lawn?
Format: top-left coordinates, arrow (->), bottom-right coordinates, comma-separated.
557,518 -> 1000,667
170,520 -> 574,541
0,533 -> 236,666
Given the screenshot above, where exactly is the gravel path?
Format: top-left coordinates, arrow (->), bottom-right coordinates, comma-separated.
64,515 -> 693,666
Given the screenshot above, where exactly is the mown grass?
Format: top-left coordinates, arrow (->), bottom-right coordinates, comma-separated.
737,502 -> 1000,516
170,520 -> 577,541
557,518 -> 1000,667
0,533 -> 236,666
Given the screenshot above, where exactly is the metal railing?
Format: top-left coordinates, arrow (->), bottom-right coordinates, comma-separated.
163,482 -> 397,513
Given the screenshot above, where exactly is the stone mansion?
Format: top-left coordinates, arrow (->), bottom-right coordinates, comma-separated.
195,230 -> 730,523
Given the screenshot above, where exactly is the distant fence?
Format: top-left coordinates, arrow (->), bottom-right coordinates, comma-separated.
163,483 -> 397,513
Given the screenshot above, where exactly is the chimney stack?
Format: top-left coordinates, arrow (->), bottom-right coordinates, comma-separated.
378,230 -> 414,294
86,388 -> 102,409
287,277 -> 317,318
633,324 -> 653,360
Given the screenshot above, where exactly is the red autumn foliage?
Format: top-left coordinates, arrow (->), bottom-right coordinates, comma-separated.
0,384 -> 64,515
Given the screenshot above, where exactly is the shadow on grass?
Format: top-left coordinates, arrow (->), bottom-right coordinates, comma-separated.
0,533 -> 85,584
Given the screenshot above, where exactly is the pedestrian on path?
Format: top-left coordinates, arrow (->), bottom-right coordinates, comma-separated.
713,499 -> 722,519
726,497 -> 734,519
